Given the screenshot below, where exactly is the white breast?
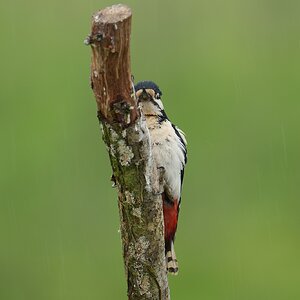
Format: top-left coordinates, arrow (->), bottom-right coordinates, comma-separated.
146,117 -> 185,200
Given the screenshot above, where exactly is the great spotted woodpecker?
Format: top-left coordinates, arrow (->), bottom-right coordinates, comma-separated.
135,81 -> 187,275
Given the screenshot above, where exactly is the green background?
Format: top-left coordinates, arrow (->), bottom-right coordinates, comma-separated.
1,0 -> 300,299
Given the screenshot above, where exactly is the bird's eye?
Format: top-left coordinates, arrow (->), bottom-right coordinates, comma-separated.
155,93 -> 160,99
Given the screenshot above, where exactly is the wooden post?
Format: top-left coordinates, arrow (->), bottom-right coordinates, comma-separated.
86,4 -> 170,299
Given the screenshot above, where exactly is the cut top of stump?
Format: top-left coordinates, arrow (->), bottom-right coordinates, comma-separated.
93,4 -> 132,24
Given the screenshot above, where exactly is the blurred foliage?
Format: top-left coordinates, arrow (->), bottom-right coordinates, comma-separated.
1,0 -> 300,299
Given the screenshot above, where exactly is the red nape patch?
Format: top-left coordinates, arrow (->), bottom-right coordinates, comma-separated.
163,198 -> 179,242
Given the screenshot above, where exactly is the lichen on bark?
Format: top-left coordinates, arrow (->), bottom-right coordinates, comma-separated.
99,116 -> 169,299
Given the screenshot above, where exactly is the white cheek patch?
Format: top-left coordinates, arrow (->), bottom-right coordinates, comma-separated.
145,89 -> 156,98
136,90 -> 143,98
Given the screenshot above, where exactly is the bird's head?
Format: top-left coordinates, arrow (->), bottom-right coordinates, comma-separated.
135,81 -> 167,119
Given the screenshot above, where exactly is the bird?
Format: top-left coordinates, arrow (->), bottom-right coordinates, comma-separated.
135,80 -> 187,275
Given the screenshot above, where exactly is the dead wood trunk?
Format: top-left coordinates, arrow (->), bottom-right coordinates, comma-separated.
85,4 -> 170,300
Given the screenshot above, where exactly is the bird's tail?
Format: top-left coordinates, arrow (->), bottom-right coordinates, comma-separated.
166,241 -> 178,275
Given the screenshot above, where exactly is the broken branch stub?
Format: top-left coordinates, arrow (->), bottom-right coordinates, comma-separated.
88,4 -> 138,126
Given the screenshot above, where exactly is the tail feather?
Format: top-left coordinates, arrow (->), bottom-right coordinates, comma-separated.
166,242 -> 178,275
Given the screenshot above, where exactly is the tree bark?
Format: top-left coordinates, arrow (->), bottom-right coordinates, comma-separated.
86,4 -> 170,300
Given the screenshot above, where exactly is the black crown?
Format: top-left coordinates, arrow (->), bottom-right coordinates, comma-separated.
134,81 -> 162,96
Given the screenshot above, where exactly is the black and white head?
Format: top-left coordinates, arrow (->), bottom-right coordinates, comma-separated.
135,81 -> 168,120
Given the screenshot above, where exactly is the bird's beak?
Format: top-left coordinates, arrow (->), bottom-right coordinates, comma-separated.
136,89 -> 151,102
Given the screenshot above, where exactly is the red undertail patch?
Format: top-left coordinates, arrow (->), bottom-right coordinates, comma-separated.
162,196 -> 179,242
